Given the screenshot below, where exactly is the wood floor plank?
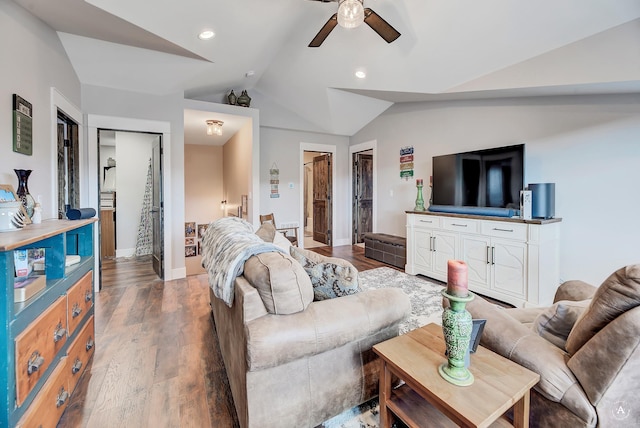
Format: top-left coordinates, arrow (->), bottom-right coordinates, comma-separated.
60,245 -> 391,427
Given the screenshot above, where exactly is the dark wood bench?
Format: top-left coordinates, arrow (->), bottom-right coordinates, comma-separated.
364,233 -> 406,270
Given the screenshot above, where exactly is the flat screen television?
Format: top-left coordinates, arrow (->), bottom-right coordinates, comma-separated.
432,144 -> 524,209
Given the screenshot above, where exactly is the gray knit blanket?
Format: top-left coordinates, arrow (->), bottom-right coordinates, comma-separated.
201,217 -> 284,307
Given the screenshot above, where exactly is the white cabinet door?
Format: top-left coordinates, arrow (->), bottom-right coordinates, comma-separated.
432,231 -> 457,280
460,234 -> 491,290
492,238 -> 527,299
413,228 -> 434,272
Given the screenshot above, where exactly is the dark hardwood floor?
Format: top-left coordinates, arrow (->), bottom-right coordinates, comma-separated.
59,246 -> 390,427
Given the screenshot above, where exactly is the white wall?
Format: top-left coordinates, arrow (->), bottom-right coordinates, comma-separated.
351,94 -> 640,285
0,1 -> 81,220
260,127 -> 351,245
114,132 -> 155,256
83,85 -> 185,279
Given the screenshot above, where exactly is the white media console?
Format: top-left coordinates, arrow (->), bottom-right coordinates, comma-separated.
406,211 -> 561,308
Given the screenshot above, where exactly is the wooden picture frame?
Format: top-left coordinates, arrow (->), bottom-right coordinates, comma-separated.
0,184 -> 31,224
185,222 -> 196,237
197,224 -> 208,239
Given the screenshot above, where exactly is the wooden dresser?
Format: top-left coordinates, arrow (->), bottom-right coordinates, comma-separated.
0,219 -> 96,427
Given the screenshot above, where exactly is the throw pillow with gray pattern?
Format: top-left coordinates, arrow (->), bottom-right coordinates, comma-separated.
290,246 -> 361,300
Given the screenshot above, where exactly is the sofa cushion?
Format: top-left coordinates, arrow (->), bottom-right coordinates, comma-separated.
243,252 -> 313,315
256,222 -> 276,243
565,264 -> 640,355
289,246 -> 360,301
532,300 -> 590,350
272,231 -> 292,252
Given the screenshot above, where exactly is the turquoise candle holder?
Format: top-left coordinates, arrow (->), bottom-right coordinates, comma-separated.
439,290 -> 475,386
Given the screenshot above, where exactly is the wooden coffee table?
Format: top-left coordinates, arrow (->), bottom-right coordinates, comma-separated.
373,323 -> 540,428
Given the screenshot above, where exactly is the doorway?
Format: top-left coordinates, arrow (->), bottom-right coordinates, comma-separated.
352,150 -> 373,244
349,140 -> 377,246
97,129 -> 164,283
302,150 -> 333,248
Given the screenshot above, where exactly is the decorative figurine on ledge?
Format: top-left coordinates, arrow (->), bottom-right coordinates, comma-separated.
237,90 -> 251,107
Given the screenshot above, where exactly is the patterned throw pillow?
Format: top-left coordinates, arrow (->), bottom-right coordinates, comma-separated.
289,246 -> 360,300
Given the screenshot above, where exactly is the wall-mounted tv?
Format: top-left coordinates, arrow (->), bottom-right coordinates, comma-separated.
432,144 -> 524,209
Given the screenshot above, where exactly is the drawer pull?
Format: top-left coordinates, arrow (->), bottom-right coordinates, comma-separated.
56,387 -> 69,408
419,220 -> 433,223
451,223 -> 468,227
72,358 -> 83,374
72,302 -> 83,318
492,227 -> 514,233
86,337 -> 94,351
85,290 -> 93,303
53,323 -> 67,343
27,351 -> 45,375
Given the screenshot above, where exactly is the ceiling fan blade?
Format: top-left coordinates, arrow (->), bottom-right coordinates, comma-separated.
309,13 -> 338,47
364,8 -> 401,43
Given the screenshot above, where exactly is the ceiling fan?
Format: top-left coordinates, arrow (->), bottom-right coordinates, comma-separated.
308,0 -> 401,48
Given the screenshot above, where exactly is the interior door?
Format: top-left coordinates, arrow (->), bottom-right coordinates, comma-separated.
313,154 -> 332,245
151,137 -> 164,278
352,153 -> 373,244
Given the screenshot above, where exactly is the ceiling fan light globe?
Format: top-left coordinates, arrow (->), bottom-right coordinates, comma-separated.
337,0 -> 364,29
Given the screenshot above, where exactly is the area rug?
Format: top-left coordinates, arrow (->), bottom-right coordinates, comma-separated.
318,267 -> 445,428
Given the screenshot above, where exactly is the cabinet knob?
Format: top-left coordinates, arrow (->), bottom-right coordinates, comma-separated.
27,351 -> 45,375
72,302 -> 83,318
53,323 -> 67,343
72,358 -> 83,374
85,290 -> 92,303
86,337 -> 94,352
56,387 -> 69,408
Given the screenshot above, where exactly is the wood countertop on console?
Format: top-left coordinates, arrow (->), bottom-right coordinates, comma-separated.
406,210 -> 562,225
0,218 -> 97,251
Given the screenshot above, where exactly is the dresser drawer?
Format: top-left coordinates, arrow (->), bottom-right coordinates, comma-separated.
481,221 -> 528,241
66,271 -> 93,335
442,217 -> 479,233
410,214 -> 441,228
66,316 -> 95,393
15,296 -> 68,406
16,357 -> 71,428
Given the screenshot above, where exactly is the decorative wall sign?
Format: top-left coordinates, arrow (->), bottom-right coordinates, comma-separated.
270,163 -> 280,198
400,146 -> 414,179
13,94 -> 33,155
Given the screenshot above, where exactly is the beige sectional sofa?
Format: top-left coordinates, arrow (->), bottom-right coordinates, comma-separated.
208,241 -> 411,428
468,264 -> 640,427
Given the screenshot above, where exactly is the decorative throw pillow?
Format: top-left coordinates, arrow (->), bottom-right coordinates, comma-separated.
289,246 -> 360,301
272,231 -> 292,253
255,222 -> 276,243
243,251 -> 313,315
532,299 -> 590,350
565,264 -> 640,355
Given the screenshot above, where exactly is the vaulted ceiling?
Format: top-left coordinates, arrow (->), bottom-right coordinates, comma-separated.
14,0 -> 640,138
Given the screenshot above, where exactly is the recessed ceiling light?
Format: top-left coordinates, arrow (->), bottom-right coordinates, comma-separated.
355,70 -> 366,79
198,30 -> 215,40
245,70 -> 255,78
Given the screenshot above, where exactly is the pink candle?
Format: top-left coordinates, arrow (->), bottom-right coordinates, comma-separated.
416,178 -> 423,186
447,260 -> 469,297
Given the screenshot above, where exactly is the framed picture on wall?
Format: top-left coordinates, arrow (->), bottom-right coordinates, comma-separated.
185,245 -> 196,257
185,222 -> 196,237
198,224 -> 208,239
185,237 -> 195,246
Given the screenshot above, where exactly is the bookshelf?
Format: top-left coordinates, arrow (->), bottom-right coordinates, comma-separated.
0,218 -> 96,427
